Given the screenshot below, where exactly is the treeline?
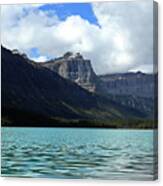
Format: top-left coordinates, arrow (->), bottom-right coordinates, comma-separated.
48,119 -> 157,129
2,119 -> 157,129
2,108 -> 157,129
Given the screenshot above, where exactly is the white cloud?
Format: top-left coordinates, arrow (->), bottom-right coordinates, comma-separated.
1,0 -> 154,74
92,0 -> 153,74
31,55 -> 49,62
129,64 -> 153,73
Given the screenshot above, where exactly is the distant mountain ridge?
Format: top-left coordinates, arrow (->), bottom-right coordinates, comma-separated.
99,72 -> 154,98
2,46 -> 151,126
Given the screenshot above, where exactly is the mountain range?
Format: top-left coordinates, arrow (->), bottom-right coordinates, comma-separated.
1,46 -> 157,127
40,52 -> 156,118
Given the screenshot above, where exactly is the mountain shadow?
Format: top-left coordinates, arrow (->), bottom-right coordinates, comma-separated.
1,46 -> 154,127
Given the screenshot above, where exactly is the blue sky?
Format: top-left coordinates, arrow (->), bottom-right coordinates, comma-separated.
39,3 -> 99,25
29,47 -> 53,60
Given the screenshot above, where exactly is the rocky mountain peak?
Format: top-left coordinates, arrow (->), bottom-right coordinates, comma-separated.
63,52 -> 83,60
12,49 -> 28,60
40,52 -> 97,92
12,49 -> 20,55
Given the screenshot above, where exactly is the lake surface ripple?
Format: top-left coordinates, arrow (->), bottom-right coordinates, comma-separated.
1,128 -> 156,180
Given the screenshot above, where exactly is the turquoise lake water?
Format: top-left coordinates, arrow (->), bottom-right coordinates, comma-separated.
1,128 -> 156,180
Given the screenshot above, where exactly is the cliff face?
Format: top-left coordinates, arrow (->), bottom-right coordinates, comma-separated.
40,52 -> 98,92
99,72 -> 157,119
99,72 -> 155,98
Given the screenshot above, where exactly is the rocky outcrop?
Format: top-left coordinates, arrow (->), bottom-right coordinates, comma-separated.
40,52 -> 98,92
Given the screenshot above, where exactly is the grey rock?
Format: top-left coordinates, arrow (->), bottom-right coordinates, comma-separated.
40,52 -> 98,92
99,72 -> 155,98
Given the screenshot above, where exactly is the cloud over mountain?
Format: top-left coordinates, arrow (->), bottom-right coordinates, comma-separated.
1,0 -> 153,74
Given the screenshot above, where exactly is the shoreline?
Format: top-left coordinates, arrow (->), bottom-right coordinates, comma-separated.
1,125 -> 157,130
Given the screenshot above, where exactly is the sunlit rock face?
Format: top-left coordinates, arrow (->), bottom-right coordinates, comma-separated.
40,52 -> 98,92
